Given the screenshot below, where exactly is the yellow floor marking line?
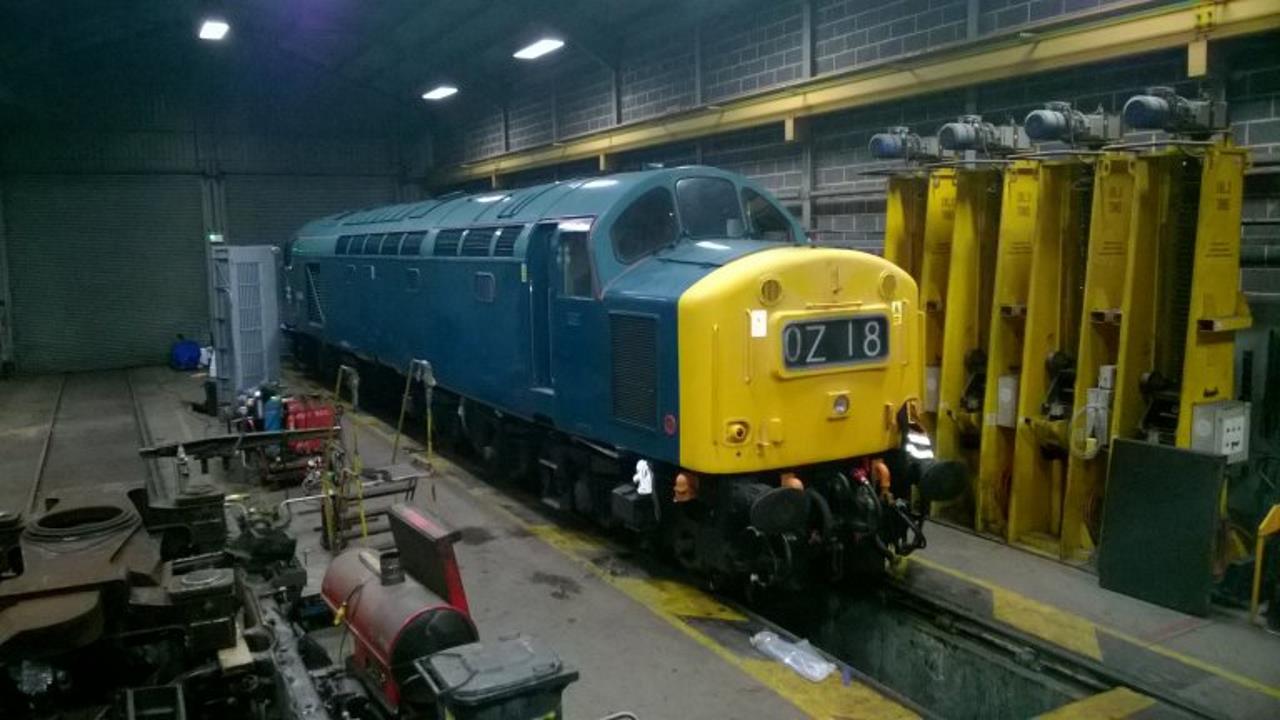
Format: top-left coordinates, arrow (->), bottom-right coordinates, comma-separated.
523,523 -> 918,720
525,523 -> 611,556
910,556 -> 1280,701
334,402 -> 1280,705
334,408 -> 917,716
1036,687 -> 1155,719
991,587 -> 1103,660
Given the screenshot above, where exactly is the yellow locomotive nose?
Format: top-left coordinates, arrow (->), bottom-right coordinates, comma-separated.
676,246 -> 923,475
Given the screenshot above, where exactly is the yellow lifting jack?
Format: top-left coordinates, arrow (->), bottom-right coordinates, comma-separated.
1061,89 -> 1251,562
933,164 -> 1003,524
918,166 -> 958,439
983,156 -> 1093,549
974,100 -> 1122,553
883,171 -> 930,284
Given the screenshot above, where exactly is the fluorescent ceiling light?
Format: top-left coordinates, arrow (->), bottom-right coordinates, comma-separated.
421,85 -> 458,101
513,38 -> 564,60
198,19 -> 230,41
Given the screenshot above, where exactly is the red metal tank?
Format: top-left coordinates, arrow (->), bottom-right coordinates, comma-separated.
321,505 -> 477,710
285,396 -> 333,454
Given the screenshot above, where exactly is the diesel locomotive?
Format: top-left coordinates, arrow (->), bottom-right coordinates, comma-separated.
282,166 -> 962,591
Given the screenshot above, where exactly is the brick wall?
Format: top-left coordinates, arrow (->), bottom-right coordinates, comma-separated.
976,0 -> 1163,36
620,23 -> 697,123
1229,36 -> 1280,160
555,50 -> 616,138
815,0 -> 968,75
507,79 -> 555,152
462,106 -> 505,162
436,0 -> 1194,164
703,125 -> 804,196
700,1 -> 807,102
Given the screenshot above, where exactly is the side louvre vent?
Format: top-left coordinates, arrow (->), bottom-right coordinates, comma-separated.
434,229 -> 463,256
492,225 -> 522,257
610,313 -> 658,429
304,262 -> 326,326
461,228 -> 495,256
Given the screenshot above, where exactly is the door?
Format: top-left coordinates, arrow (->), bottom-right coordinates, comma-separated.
525,222 -> 556,390
550,225 -> 599,434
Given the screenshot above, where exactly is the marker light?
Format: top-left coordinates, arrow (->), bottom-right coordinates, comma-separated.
833,394 -> 850,417
198,19 -> 230,41
421,85 -> 459,101
514,38 -> 565,60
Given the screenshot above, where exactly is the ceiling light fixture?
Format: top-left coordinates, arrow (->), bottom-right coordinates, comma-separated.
513,38 -> 564,60
421,85 -> 459,101
198,19 -> 230,41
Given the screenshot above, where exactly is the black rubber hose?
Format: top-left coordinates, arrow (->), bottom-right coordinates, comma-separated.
805,488 -> 835,537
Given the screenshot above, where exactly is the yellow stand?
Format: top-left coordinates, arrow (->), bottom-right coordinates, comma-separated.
1002,158 -> 1090,554
1061,152 -> 1141,562
975,159 -> 1042,537
883,173 -> 930,282
391,358 -> 436,466
934,166 -> 1002,527
919,167 -> 958,434
324,365 -> 367,548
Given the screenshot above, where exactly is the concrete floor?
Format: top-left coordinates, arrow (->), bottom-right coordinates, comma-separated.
3,368 -> 858,719
918,524 -> 1280,689
3,366 -> 1279,719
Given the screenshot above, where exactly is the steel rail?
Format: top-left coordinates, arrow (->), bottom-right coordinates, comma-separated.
25,373 -> 68,515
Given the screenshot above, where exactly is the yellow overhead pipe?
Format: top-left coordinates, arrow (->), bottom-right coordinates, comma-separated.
433,0 -> 1280,185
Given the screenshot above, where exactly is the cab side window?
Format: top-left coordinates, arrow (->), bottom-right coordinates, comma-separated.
742,188 -> 794,242
611,187 -> 678,264
676,177 -> 745,238
560,231 -> 593,298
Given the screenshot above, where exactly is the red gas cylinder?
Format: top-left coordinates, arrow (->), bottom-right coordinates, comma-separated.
320,504 -> 477,711
285,396 -> 333,454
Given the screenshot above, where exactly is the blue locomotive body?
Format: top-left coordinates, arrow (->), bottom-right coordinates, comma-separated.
283,166 -> 960,589
284,167 -> 784,464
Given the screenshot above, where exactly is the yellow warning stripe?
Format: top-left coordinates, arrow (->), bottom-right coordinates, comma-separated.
910,556 -> 1280,701
1037,687 -> 1156,719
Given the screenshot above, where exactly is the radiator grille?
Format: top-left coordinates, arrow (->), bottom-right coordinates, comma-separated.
610,313 -> 658,428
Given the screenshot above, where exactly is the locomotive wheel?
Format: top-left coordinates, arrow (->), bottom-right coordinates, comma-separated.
462,401 -> 515,481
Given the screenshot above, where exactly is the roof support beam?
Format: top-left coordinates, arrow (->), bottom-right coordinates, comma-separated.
434,0 -> 1280,185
